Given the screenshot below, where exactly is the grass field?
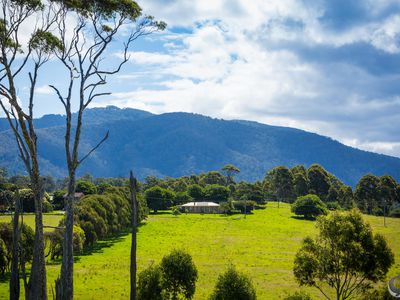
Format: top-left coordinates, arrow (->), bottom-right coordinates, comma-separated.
0,203 -> 399,299
0,212 -> 64,232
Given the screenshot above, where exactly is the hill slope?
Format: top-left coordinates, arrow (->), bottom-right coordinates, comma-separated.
1,107 -> 399,185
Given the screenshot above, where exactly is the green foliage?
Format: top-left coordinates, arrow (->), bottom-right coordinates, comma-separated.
389,207 -> 400,217
354,174 -> 380,214
210,265 -> 256,300
291,194 -> 327,219
293,210 -> 395,300
187,184 -> 205,201
283,291 -> 312,300
30,30 -> 63,53
204,184 -> 230,203
52,189 -> 66,210
42,200 -> 53,213
0,239 -> 7,276
174,191 -> 191,206
137,263 -> 163,300
76,180 -> 97,195
0,222 -> 34,274
74,187 -> 139,246
266,166 -> 295,203
160,249 -> 198,299
234,182 -> 264,204
232,200 -> 256,214
45,225 -> 86,260
221,164 -> 240,185
145,186 -> 174,213
199,171 -> 226,186
307,164 -> 331,200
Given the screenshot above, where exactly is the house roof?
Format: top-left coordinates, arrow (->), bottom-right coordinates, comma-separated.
63,192 -> 85,199
181,202 -> 220,207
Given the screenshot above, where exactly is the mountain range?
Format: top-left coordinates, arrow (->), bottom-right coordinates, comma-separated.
1,106 -> 399,186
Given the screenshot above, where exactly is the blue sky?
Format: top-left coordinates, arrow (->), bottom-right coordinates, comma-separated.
8,0 -> 400,158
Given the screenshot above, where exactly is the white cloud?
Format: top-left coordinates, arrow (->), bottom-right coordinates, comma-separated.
35,85 -> 53,95
97,0 -> 400,157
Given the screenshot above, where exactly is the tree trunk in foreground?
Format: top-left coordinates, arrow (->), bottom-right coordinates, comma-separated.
130,172 -> 138,300
56,176 -> 75,300
10,195 -> 20,300
28,177 -> 47,300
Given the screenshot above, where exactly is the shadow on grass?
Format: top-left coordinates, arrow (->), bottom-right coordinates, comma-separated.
0,272 -> 10,283
149,211 -> 172,215
290,215 -> 317,222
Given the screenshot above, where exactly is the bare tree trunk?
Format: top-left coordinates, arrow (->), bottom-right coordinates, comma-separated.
129,172 -> 138,300
28,177 -> 47,300
10,195 -> 21,300
56,176 -> 75,300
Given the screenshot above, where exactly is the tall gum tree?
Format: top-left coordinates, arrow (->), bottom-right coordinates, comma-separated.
0,1 -> 61,299
45,1 -> 166,299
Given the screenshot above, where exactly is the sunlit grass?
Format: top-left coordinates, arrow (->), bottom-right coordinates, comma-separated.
0,204 -> 399,299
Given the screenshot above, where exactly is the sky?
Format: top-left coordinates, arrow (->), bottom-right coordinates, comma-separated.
9,0 -> 400,158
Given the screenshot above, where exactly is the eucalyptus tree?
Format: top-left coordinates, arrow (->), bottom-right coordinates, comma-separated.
45,1 -> 165,299
0,1 -> 61,299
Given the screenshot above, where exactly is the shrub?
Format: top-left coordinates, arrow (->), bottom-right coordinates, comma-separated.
45,225 -> 86,260
52,189 -> 66,210
0,222 -> 34,272
76,180 -> 97,195
137,263 -> 163,300
283,291 -> 312,300
73,225 -> 86,253
291,194 -> 328,219
43,200 -> 53,213
210,265 -> 256,300
389,207 -> 400,218
0,239 -> 7,276
372,206 -> 383,216
160,249 -> 198,299
232,200 -> 256,213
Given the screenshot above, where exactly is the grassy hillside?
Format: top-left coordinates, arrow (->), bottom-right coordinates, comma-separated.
0,204 -> 399,299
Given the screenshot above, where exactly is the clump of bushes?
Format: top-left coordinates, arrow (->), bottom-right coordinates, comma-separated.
0,222 -> 34,276
291,194 -> 328,219
73,186 -> 148,246
45,225 -> 86,260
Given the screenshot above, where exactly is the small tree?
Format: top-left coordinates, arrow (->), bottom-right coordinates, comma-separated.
210,265 -> 256,300
291,194 -> 327,219
293,210 -> 394,300
137,264 -> 163,300
160,249 -> 198,300
221,164 -> 240,185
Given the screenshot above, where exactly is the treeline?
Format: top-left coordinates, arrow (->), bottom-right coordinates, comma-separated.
1,163 -> 400,218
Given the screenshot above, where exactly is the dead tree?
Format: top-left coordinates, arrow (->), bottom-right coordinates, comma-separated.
47,2 -> 166,299
129,171 -> 138,300
0,1 -> 61,299
10,192 -> 20,300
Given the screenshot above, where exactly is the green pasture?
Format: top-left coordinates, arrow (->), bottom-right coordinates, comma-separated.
0,203 -> 399,299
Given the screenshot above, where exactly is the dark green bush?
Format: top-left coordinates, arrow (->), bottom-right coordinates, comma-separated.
137,264 -> 163,300
210,265 -> 256,300
291,194 -> 328,219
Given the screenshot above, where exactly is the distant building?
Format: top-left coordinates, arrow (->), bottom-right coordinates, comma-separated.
63,192 -> 85,202
181,202 -> 220,214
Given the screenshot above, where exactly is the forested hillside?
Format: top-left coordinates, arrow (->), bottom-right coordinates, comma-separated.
1,106 -> 399,186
